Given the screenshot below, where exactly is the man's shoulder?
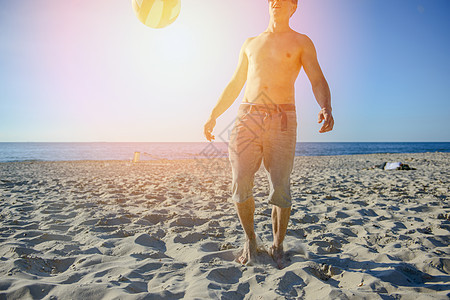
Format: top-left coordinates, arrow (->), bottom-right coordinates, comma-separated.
291,31 -> 313,44
239,36 -> 257,49
244,36 -> 258,44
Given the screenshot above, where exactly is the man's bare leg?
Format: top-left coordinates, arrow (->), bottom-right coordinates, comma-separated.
235,196 -> 257,264
270,205 -> 291,269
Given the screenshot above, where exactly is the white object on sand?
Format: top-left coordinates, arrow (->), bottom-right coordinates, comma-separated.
384,162 -> 402,170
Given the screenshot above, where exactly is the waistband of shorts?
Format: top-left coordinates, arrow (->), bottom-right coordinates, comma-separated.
240,103 -> 296,112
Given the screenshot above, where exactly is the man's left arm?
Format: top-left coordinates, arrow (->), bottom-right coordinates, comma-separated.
301,36 -> 334,133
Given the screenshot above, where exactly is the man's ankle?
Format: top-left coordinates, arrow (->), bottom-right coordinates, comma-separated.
272,243 -> 283,251
246,233 -> 256,241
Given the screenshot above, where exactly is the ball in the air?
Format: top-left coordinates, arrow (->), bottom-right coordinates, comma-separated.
132,0 -> 181,29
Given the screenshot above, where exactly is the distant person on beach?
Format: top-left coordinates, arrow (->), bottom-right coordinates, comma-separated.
204,0 -> 334,268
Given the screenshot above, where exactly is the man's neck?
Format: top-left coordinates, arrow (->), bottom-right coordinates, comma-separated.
266,17 -> 291,33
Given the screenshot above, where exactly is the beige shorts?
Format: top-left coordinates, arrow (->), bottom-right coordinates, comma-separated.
228,103 -> 297,208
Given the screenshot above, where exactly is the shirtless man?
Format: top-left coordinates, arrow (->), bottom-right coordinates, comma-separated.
204,0 -> 334,268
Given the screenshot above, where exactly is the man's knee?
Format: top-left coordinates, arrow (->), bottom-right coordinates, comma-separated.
235,195 -> 254,206
268,188 -> 292,208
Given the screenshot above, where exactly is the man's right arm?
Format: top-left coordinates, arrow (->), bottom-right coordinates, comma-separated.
204,39 -> 250,141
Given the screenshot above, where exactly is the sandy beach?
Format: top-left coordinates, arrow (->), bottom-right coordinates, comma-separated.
0,152 -> 449,299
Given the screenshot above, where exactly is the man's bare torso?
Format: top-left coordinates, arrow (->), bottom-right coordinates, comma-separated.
243,30 -> 306,105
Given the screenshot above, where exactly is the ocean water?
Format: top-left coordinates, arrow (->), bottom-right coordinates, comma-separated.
0,142 -> 448,163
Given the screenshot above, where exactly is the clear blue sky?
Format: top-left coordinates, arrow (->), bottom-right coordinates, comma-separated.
0,0 -> 449,142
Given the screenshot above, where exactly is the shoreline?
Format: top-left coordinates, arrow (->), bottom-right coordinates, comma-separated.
1,142 -> 449,163
0,152 -> 449,299
0,150 -> 448,164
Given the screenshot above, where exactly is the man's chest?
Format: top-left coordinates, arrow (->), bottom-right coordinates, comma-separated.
246,35 -> 302,65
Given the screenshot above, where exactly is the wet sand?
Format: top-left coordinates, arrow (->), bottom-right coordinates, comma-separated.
0,152 -> 449,299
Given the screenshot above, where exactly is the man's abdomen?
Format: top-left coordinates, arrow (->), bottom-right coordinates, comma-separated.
243,72 -> 297,105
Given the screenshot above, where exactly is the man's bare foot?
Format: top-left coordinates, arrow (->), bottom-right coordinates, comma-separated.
237,237 -> 257,265
269,244 -> 285,269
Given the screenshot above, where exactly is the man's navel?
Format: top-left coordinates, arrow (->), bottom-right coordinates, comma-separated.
286,53 -> 291,58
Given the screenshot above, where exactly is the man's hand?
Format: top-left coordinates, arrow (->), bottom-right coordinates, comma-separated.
318,108 -> 334,133
204,117 -> 216,141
